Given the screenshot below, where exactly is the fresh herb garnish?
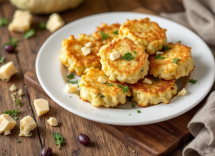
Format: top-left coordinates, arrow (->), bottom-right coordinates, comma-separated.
117,84 -> 129,93
14,117 -> 18,121
189,79 -> 197,85
121,51 -> 134,61
4,37 -> 18,48
78,85 -> 79,88
0,57 -> 4,63
153,78 -> 159,82
16,140 -> 21,143
67,79 -> 79,84
112,30 -> 119,34
39,22 -> 46,29
129,114 -> 131,116
100,31 -> 110,40
108,83 -> 113,86
104,74 -> 107,77
178,40 -> 182,43
173,58 -> 180,64
137,110 -> 141,113
3,109 -> 19,117
24,28 -> 35,39
15,99 -> 22,107
0,18 -> 8,26
67,73 -> 74,79
133,51 -> 136,55
154,54 -> 165,60
70,96 -> 72,98
100,94 -> 105,98
162,45 -> 171,51
131,103 -> 135,108
53,132 -> 65,149
32,114 -> 35,116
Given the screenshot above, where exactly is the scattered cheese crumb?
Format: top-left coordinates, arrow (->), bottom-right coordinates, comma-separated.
156,51 -> 164,55
18,89 -> 23,96
98,77 -> 106,83
46,13 -> 65,33
47,117 -> 58,126
9,84 -> 17,92
110,51 -> 120,60
143,78 -> 152,84
85,42 -> 92,48
81,47 -> 91,56
178,88 -> 187,96
65,83 -> 77,93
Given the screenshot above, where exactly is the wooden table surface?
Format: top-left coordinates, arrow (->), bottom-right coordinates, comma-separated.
0,0 -> 188,156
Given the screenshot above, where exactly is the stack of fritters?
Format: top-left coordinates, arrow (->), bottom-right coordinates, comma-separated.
60,18 -> 194,108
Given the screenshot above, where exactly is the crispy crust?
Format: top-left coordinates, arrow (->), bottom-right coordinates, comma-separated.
79,67 -> 131,108
149,43 -> 194,80
119,18 -> 167,55
130,76 -> 177,107
98,37 -> 149,84
92,23 -> 121,45
60,34 -> 102,76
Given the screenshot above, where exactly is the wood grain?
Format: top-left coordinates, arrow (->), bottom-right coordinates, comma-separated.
1,0 -> 211,156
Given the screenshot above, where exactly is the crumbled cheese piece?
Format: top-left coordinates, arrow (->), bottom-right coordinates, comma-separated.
143,78 -> 152,84
8,10 -> 32,32
47,117 -> 58,126
156,51 -> 164,55
110,51 -> 120,60
9,84 -> 17,92
98,77 -> 106,83
178,88 -> 187,96
18,89 -> 23,96
85,42 -> 92,48
65,83 -> 77,93
81,47 -> 91,56
0,114 -> 16,135
34,99 -> 49,116
0,62 -> 17,82
46,13 -> 65,33
19,116 -> 37,137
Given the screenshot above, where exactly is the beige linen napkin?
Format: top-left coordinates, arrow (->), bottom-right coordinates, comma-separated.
161,0 -> 215,156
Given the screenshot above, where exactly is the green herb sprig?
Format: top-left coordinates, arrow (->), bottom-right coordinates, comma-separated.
154,54 -> 165,60
137,110 -> 141,113
100,31 -> 110,40
24,28 -> 35,39
4,37 -> 18,48
67,79 -> 78,84
162,45 -> 171,51
53,132 -> 65,149
108,83 -> 113,86
3,109 -> 19,117
153,78 -> 159,82
173,58 -> 180,64
67,73 -> 74,79
0,57 -> 4,64
112,30 -> 119,34
39,22 -> 46,29
121,52 -> 134,61
15,99 -> 22,107
117,84 -> 129,93
0,18 -> 8,26
189,79 -> 197,85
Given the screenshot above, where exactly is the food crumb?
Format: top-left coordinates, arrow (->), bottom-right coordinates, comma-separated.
18,89 -> 23,96
9,84 -> 17,92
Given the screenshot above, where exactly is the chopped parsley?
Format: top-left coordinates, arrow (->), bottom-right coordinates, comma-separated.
15,99 -> 22,107
104,74 -> 107,77
70,96 -> 72,98
52,132 -> 65,149
67,79 -> 79,84
141,68 -> 144,72
117,84 -> 129,93
189,79 -> 197,85
129,114 -> 131,116
153,78 -> 159,82
162,45 -> 171,51
14,117 -> 18,121
67,73 -> 74,79
0,18 -> 8,26
173,58 -> 180,64
16,140 -> 21,143
137,110 -> 141,113
3,109 -> 19,117
133,51 -> 136,55
39,22 -> 46,29
131,103 -> 135,108
154,54 -> 165,60
112,30 -> 119,34
178,40 -> 182,43
4,37 -> 18,48
32,114 -> 35,116
100,31 -> 110,40
108,83 -> 113,86
100,94 -> 105,98
78,85 -> 79,88
24,28 -> 35,39
0,56 -> 4,64
121,51 -> 134,61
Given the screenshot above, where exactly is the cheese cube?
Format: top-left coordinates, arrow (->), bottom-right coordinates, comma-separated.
34,99 -> 49,116
110,51 -> 120,60
98,77 -> 106,83
85,42 -> 92,48
8,10 -> 32,32
47,117 -> 58,126
19,116 -> 37,137
65,83 -> 77,93
0,114 -> 16,135
156,51 -> 164,55
81,47 -> 91,56
178,88 -> 187,96
143,78 -> 152,84
46,13 -> 65,33
0,62 -> 17,82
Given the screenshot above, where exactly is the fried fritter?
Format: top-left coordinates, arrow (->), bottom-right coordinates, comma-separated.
119,18 -> 167,55
149,43 -> 194,80
97,37 -> 149,84
79,67 -> 131,107
129,76 -> 177,107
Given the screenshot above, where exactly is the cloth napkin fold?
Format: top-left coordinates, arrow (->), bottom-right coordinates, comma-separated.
160,0 -> 215,155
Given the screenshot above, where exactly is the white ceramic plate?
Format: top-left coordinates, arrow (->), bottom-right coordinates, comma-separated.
36,12 -> 215,126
